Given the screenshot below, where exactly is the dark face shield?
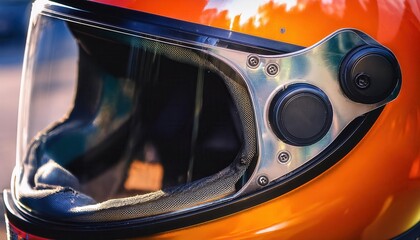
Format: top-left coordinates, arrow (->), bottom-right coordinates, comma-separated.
9,2 -> 401,233
16,15 -> 256,221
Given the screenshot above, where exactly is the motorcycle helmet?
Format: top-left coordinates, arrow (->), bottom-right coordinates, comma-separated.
3,0 -> 419,239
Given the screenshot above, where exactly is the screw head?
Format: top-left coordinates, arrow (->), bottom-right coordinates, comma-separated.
354,73 -> 371,89
278,151 -> 290,164
247,55 -> 260,68
257,176 -> 269,186
266,63 -> 279,76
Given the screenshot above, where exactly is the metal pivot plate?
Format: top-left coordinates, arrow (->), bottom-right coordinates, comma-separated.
208,29 -> 401,195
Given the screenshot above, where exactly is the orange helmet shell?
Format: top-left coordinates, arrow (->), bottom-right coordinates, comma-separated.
7,0 -> 419,239
83,0 -> 420,239
89,0 -> 417,47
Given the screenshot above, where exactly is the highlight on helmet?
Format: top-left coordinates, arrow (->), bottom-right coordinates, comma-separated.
3,0 -> 419,239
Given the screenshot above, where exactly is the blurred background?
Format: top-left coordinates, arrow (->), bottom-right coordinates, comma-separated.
0,0 -> 31,238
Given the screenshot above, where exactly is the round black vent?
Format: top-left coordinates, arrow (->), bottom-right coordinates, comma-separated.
269,84 -> 333,146
339,46 -> 401,104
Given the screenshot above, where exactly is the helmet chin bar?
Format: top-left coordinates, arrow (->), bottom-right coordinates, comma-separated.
207,29 -> 401,195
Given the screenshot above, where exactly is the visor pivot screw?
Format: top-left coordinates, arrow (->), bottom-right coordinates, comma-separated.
278,151 -> 290,164
354,73 -> 371,89
247,55 -> 260,68
257,176 -> 269,186
266,63 -> 279,76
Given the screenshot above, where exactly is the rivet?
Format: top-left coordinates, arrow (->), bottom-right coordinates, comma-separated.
278,151 -> 290,164
266,63 -> 279,76
257,175 -> 269,186
247,55 -> 260,68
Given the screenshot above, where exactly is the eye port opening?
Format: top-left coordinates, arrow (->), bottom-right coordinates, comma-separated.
35,23 -> 251,202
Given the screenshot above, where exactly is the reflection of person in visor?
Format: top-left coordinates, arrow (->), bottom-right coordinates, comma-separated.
3,0 -> 420,239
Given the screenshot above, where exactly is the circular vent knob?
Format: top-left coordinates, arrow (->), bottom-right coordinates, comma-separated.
269,84 -> 333,146
340,46 -> 401,104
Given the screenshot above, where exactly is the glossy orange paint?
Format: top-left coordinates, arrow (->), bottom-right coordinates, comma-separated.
91,0 -> 420,239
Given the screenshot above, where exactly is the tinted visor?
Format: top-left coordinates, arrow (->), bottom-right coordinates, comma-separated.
15,14 -> 256,221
